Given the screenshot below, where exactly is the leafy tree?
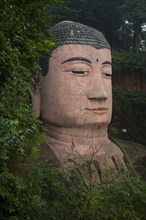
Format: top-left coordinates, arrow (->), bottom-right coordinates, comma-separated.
119,0 -> 146,52
63,0 -> 124,48
0,0 -> 62,218
112,50 -> 146,72
63,0 -> 146,51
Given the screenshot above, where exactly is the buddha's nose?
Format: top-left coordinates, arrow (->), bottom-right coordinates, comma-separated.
86,77 -> 107,100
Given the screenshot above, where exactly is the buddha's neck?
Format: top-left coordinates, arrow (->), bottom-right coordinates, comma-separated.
45,123 -> 110,147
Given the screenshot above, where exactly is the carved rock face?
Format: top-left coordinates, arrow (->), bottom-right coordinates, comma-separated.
40,45 -> 112,128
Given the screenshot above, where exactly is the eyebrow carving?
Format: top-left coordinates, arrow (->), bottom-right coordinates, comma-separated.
102,61 -> 112,65
62,57 -> 92,64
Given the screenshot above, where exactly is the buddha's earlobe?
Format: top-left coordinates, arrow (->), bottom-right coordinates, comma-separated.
29,80 -> 41,118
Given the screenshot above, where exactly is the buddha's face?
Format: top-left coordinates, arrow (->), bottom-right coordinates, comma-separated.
40,45 -> 112,127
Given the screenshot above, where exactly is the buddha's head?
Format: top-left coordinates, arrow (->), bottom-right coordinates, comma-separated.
34,21 -> 112,129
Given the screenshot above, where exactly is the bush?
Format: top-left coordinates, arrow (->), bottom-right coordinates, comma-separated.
112,50 -> 146,73
0,0 -> 62,218
110,88 -> 146,145
15,165 -> 146,220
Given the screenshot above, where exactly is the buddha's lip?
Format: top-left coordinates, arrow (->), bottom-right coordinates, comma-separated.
85,107 -> 109,111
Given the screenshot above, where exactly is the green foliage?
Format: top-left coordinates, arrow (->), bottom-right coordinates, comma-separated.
110,88 -> 146,145
63,0 -> 124,48
112,50 -> 146,72
63,0 -> 146,51
18,165 -> 146,220
120,0 -> 146,51
1,161 -> 146,220
0,0 -> 63,218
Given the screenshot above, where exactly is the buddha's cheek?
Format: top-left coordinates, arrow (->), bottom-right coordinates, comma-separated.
50,76 -> 88,125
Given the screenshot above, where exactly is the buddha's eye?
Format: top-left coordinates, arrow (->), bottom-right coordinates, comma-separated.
64,63 -> 90,75
72,70 -> 89,75
102,64 -> 112,78
102,72 -> 112,78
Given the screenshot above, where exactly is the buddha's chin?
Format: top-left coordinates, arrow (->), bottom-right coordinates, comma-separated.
42,110 -> 111,128
45,119 -> 110,129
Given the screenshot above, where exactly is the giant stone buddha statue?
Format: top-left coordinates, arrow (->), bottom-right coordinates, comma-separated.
30,21 -> 146,182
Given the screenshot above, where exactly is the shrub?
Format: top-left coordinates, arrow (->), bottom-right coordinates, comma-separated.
110,88 -> 146,145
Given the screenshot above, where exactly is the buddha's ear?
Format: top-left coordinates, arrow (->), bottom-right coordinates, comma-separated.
29,80 -> 41,118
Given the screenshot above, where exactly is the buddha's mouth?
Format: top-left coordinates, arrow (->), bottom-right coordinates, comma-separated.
85,107 -> 109,113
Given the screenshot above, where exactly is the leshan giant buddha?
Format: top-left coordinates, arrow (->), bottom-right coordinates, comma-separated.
31,21 -> 128,182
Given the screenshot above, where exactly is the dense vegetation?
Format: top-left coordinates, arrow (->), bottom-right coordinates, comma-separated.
0,0 -> 146,219
0,0 -> 61,218
111,88 -> 146,145
62,0 -> 146,52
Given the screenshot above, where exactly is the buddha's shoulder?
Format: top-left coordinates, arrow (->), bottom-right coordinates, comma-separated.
110,137 -> 146,165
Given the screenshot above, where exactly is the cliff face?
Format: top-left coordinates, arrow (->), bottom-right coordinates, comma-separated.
112,71 -> 146,91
